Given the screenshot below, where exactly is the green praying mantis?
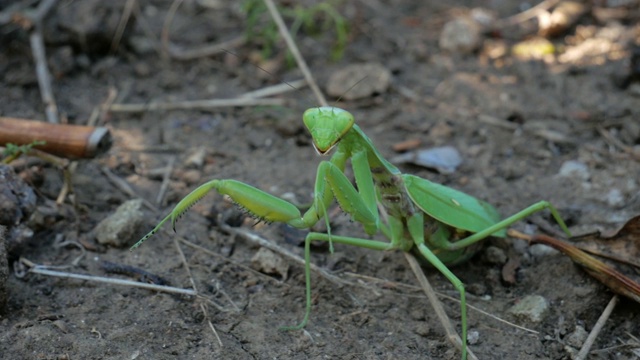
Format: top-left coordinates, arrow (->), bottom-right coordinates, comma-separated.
132,106 -> 572,359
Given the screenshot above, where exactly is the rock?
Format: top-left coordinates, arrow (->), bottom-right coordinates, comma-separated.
326,63 -> 391,100
565,325 -> 588,348
467,330 -> 480,345
557,160 -> 590,181
94,199 -> 145,247
250,247 -> 289,280
439,16 -> 483,54
390,146 -> 462,174
529,244 -> 560,258
178,169 -> 202,186
604,188 -> 625,208
508,295 -> 549,323
185,147 -> 207,169
483,245 -> 507,265
413,322 -> 431,337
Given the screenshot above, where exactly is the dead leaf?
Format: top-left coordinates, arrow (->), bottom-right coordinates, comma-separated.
507,217 -> 640,305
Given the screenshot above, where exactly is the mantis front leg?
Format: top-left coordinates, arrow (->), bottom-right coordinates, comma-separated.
131,148 -> 380,250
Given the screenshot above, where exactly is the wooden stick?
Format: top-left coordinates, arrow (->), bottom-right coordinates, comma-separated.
0,117 -> 112,159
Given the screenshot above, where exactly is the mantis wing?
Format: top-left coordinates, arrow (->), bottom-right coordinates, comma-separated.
403,174 -> 506,237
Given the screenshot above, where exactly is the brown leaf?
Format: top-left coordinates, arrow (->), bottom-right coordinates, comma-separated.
571,215 -> 640,268
507,215 -> 640,305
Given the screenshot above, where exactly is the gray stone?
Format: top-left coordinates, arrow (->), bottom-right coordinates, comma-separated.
557,160 -> 590,181
439,17 -> 483,54
529,244 -> 560,258
326,63 -> 391,100
251,247 -> 289,280
508,295 -> 549,323
483,245 -> 507,264
565,325 -> 588,348
95,199 -> 145,247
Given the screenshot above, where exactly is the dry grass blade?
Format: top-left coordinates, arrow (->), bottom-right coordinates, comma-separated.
262,0 -> 327,106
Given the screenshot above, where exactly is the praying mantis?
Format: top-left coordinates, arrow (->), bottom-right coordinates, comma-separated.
132,106 -> 572,360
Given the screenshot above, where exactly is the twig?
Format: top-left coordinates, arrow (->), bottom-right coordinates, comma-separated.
241,79 -> 308,99
177,236 -> 286,286
88,86 -> 118,127
200,302 -> 223,349
262,0 -> 327,106
111,0 -> 136,52
168,36 -> 247,61
108,97 -> 285,113
344,271 -> 539,335
575,295 -> 619,360
23,260 -> 197,296
55,161 -> 77,206
219,224 -> 352,287
597,126 -> 640,161
162,0 -> 185,56
16,0 -> 61,123
404,252 -> 478,360
156,156 -> 176,205
173,238 -> 198,293
172,236 -> 240,312
30,24 -> 58,123
436,292 -> 539,335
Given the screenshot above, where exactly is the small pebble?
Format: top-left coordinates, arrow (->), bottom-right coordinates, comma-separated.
508,295 -> 549,323
467,330 -> 480,345
439,16 -> 483,54
390,146 -> 462,174
529,244 -> 560,258
185,147 -> 207,169
565,325 -> 588,348
326,63 -> 391,100
413,322 -> 431,337
483,245 -> 507,265
604,188 -> 625,208
557,160 -> 590,181
250,248 -> 289,280
94,199 -> 145,247
178,169 -> 202,186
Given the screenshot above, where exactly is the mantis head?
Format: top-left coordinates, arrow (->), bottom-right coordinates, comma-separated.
303,106 -> 355,154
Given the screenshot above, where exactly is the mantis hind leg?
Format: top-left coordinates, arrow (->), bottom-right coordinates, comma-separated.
435,200 -> 572,252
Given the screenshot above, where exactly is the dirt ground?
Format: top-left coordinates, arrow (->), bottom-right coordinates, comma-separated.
1,1 -> 640,359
